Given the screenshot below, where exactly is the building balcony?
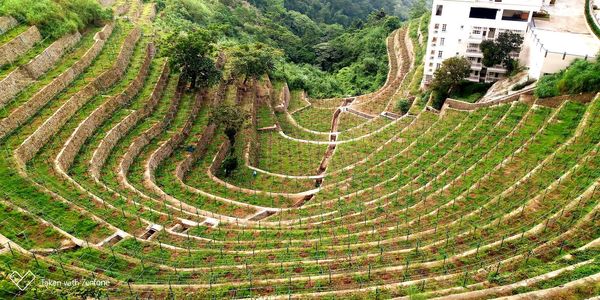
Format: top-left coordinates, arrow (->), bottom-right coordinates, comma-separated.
468,75 -> 481,82
487,66 -> 507,73
470,63 -> 483,70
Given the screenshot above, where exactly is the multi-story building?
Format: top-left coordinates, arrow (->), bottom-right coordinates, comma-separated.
423,0 -> 544,85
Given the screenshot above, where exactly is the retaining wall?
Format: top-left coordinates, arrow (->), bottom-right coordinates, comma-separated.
0,26 -> 42,66
119,81 -> 184,181
89,61 -> 170,178
442,89 -> 532,111
175,123 -> 218,179
0,31 -> 81,107
145,91 -> 205,181
274,82 -> 290,113
56,43 -> 155,171
15,27 -> 141,164
0,16 -> 18,34
210,140 -> 231,175
0,24 -> 114,139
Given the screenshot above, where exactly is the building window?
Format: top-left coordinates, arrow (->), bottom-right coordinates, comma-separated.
434,24 -> 440,30
502,10 -> 529,22
438,51 -> 443,58
469,7 -> 498,20
440,38 -> 445,46
436,5 -> 443,16
472,27 -> 482,35
442,24 -> 447,32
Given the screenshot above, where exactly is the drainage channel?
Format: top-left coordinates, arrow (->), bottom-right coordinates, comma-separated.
294,97 -> 355,207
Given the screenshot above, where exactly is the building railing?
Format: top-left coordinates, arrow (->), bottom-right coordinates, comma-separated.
526,20 -> 598,61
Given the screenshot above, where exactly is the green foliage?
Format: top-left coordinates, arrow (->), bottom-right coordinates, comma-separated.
479,31 -> 523,71
431,56 -> 471,94
221,155 -> 239,177
585,0 -> 600,38
210,104 -> 248,141
280,0 -> 397,26
230,42 -> 282,81
157,0 -> 404,98
165,29 -> 222,88
0,0 -> 112,38
409,0 -> 429,19
396,98 -> 411,114
535,59 -> 600,98
449,81 -> 492,103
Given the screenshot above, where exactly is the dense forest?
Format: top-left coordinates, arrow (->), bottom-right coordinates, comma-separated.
0,0 -> 428,97
154,0 -> 427,97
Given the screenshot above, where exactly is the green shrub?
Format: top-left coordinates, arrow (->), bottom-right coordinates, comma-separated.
511,79 -> 536,91
396,98 -> 410,114
534,74 -> 560,98
585,0 -> 600,39
0,0 -> 112,38
535,59 -> 600,98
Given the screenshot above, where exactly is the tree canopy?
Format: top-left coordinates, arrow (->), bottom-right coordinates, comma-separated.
480,31 -> 523,71
230,43 -> 282,83
431,56 -> 471,93
166,29 -> 222,88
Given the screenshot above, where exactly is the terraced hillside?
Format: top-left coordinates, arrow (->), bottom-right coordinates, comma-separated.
0,2 -> 599,299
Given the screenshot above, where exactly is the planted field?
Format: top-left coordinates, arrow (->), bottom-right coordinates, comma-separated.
0,6 -> 598,300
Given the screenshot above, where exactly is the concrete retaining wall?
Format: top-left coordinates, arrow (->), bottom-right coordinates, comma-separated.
0,26 -> 42,66
0,31 -> 81,107
15,26 -> 141,164
56,43 -> 155,171
442,89 -> 529,111
0,24 -> 114,139
90,61 -> 169,178
0,16 -> 18,34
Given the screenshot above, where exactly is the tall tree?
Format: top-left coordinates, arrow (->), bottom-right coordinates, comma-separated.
479,31 -> 524,72
230,43 -> 282,84
166,29 -> 222,88
210,104 -> 249,176
431,56 -> 471,94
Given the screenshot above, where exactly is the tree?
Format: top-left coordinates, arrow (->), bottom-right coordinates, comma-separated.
409,0 -> 428,19
479,31 -> 524,72
230,43 -> 282,84
210,105 -> 249,176
166,29 -> 222,88
431,56 -> 471,94
396,98 -> 411,114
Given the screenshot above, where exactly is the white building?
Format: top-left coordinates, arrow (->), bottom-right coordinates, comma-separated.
422,0 -> 600,86
520,0 -> 600,79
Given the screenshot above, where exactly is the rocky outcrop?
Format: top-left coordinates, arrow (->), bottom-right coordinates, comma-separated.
0,31 -> 82,107
0,26 -> 42,66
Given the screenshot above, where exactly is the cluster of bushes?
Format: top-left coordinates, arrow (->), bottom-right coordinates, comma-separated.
535,59 -> 600,98
157,0 -> 401,98
0,0 -> 112,38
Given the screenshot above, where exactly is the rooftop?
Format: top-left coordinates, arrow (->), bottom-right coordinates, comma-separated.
531,0 -> 600,57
